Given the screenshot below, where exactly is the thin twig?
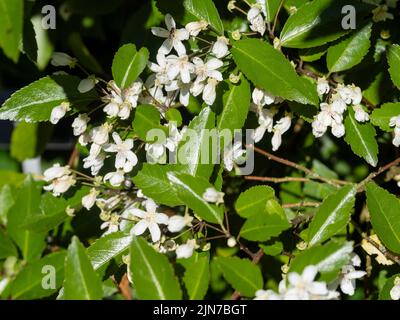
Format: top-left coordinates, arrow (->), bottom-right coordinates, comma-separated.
352,221 -> 400,266
245,176 -> 311,183
247,144 -> 349,187
271,0 -> 285,35
282,201 -> 320,209
357,156 -> 400,192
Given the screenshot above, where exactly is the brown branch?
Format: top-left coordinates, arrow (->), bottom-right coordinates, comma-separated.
67,146 -> 79,168
352,221 -> 400,266
357,156 -> 400,192
282,201 -> 320,209
271,0 -> 285,35
246,144 -> 349,187
116,274 -> 132,300
245,176 -> 311,183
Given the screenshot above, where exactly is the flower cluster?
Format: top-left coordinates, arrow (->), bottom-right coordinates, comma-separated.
312,79 -> 368,138
254,266 -> 339,300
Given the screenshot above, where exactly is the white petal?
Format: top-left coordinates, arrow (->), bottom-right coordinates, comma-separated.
131,220 -> 149,236
148,223 -> 161,242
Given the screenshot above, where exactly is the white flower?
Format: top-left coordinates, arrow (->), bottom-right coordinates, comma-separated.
390,277 -> 400,300
129,199 -> 169,242
254,289 -> 281,300
78,75 -> 97,93
271,116 -> 292,151
165,79 -> 191,106
212,36 -> 229,58
78,133 -> 90,146
192,57 -> 223,83
167,54 -> 194,83
43,164 -> 76,196
203,77 -> 219,105
312,103 -> 344,138
202,187 -> 224,205
43,163 -> 71,181
90,123 -> 112,146
317,77 -> 330,95
331,121 -> 345,138
247,6 -> 266,36
253,108 -> 275,142
71,113 -> 90,136
50,102 -> 71,124
285,266 -> 330,300
389,115 -> 400,147
152,14 -> 189,56
83,152 -> 105,176
227,237 -> 237,248
148,53 -> 170,84
176,239 -> 197,259
104,170 -> 125,187
372,4 -> 394,22
100,213 -> 120,235
43,173 -> 76,196
339,265 -> 366,296
185,20 -> 208,37
103,132 -> 138,172
82,188 -> 98,210
51,52 -> 77,67
223,140 -> 246,171
353,105 -> 369,123
145,122 -> 185,162
168,214 -> 193,233
252,88 -> 275,106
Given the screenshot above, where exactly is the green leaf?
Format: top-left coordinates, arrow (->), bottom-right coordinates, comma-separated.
235,186 -> 275,218
366,183 -> 400,254
308,185 -> 356,246
259,241 -> 283,256
344,107 -> 378,167
157,0 -> 224,35
290,240 -> 353,282
240,198 -> 291,242
379,274 -> 400,300
132,164 -> 183,207
370,102 -> 400,132
22,187 -> 89,233
167,172 -> 224,225
327,23 -> 372,73
10,122 -> 38,162
0,0 -> 23,62
64,237 -> 103,300
215,257 -> 263,297
231,39 -> 319,106
217,76 -> 251,135
10,251 -> 66,299
183,254 -> 209,299
7,176 -> 46,261
130,236 -> 182,300
87,232 -> 131,270
280,0 -> 369,48
0,75 -> 98,123
112,43 -> 149,89
178,107 -> 216,179
0,229 -> 18,259
0,170 -> 25,189
299,45 -> 328,62
132,104 -> 164,141
165,108 -> 183,127
387,44 -> 400,90
0,184 -> 15,225
265,0 -> 281,23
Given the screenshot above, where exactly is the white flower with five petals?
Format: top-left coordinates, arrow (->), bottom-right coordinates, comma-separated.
129,199 -> 169,242
152,14 -> 189,56
103,132 -> 138,172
